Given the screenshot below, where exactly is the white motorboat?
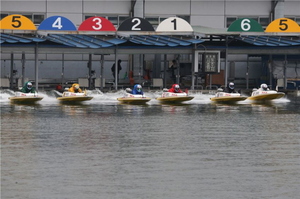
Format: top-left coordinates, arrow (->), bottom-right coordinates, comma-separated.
156,89 -> 194,103
9,92 -> 43,103
117,88 -> 151,104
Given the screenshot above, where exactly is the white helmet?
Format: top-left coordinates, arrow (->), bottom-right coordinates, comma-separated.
261,83 -> 268,90
27,82 -> 32,90
136,84 -> 142,91
229,82 -> 234,89
174,84 -> 180,92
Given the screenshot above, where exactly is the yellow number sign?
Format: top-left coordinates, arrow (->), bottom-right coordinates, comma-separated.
265,18 -> 300,33
0,14 -> 36,30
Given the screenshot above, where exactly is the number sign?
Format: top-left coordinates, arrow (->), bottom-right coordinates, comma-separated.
265,18 -> 300,32
78,17 -> 116,31
0,14 -> 36,30
227,18 -> 264,32
38,16 -> 77,31
118,17 -> 154,31
156,17 -> 193,32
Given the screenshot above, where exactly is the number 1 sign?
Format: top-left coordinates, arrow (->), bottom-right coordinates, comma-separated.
156,17 -> 193,32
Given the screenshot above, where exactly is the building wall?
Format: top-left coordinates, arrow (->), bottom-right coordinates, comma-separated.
1,0 -> 299,88
1,0 -> 299,29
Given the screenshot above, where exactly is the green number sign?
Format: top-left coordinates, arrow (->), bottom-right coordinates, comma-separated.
227,18 -> 264,32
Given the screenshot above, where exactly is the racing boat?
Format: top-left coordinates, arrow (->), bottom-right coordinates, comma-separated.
117,89 -> 151,104
210,89 -> 247,103
9,92 -> 43,104
156,89 -> 194,103
247,88 -> 285,101
57,91 -> 93,103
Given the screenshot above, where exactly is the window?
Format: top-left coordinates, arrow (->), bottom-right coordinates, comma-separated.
107,16 -> 118,26
118,16 -> 128,26
259,17 -> 270,27
145,17 -> 159,25
0,13 -> 45,25
226,17 -> 237,28
177,15 -> 190,23
84,14 -> 129,27
296,17 -> 300,25
226,16 -> 270,28
1,13 -> 9,20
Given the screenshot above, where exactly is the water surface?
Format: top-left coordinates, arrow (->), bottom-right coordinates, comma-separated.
1,91 -> 299,199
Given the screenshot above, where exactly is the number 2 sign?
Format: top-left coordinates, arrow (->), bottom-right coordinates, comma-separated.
118,17 -> 154,31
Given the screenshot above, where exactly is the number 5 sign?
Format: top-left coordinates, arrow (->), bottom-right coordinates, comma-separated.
265,18 -> 300,33
0,14 -> 36,30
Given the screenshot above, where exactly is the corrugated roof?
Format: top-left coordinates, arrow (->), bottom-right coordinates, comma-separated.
128,35 -> 204,46
235,36 -> 300,46
0,33 -> 45,44
44,34 -> 127,48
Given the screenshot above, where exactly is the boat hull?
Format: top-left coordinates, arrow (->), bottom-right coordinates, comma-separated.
248,92 -> 285,101
210,96 -> 247,103
57,96 -> 93,102
57,91 -> 93,102
117,97 -> 151,104
156,96 -> 194,103
9,96 -> 43,103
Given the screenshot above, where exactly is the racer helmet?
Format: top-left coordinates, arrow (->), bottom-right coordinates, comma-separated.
174,84 -> 180,92
27,82 -> 32,90
229,82 -> 234,89
261,83 -> 268,90
136,84 -> 142,92
74,84 -> 80,89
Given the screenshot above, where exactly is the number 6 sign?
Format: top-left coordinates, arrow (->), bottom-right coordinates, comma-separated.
227,18 -> 263,32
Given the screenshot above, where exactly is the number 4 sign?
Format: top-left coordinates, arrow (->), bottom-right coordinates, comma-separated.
38,16 -> 77,31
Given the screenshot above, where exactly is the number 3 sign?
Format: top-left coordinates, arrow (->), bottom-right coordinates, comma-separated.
78,17 -> 116,31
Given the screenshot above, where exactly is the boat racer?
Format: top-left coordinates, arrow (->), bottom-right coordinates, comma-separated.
20,81 -> 36,93
68,83 -> 83,93
259,83 -> 269,91
168,84 -> 183,93
225,82 -> 236,93
131,84 -> 144,95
